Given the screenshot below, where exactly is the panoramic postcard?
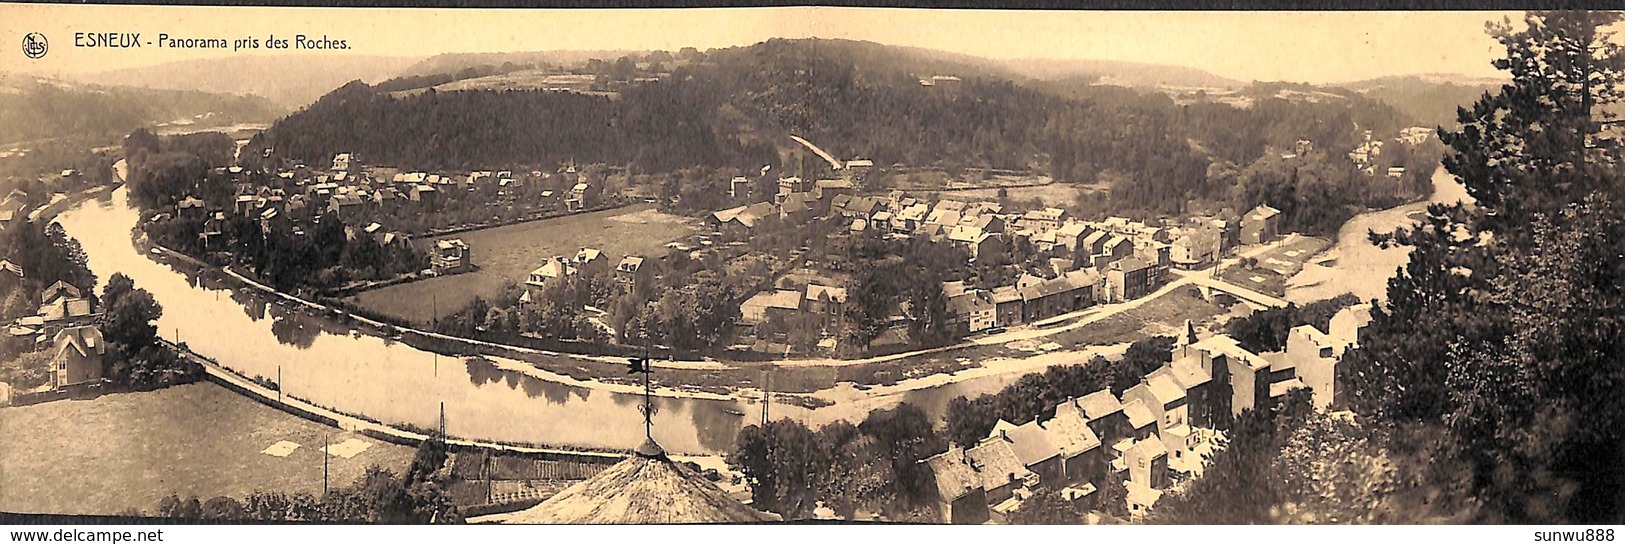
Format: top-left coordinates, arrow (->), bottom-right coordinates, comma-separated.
1,4 -> 1622,530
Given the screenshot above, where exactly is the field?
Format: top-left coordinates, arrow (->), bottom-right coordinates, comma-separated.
1219,235 -> 1332,297
348,204 -> 697,324
0,382 -> 415,516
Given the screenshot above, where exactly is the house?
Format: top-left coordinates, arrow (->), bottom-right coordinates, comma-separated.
811,179 -> 855,207
926,448 -> 992,524
1076,390 -> 1130,447
1124,373 -> 1191,452
966,435 -> 1035,517
1241,204 -> 1282,245
573,247 -> 609,276
1017,208 -> 1068,233
331,153 -> 354,172
1105,257 -> 1159,302
803,284 -> 846,327
1080,230 -> 1110,256
38,280 -> 94,328
1101,235 -> 1133,261
1283,313 -> 1369,411
176,196 -> 207,219
738,289 -> 803,326
525,257 -> 575,300
1125,479 -> 1164,519
994,419 -> 1063,488
1046,400 -> 1106,488
614,256 -> 649,286
51,325 -> 105,389
409,184 -> 438,205
895,203 -> 930,234
990,286 -> 1023,327
946,289 -> 996,335
775,176 -> 812,200
430,239 -> 472,275
1018,268 -> 1100,322
779,192 -> 816,224
566,182 -> 591,211
1123,435 -> 1169,490
1171,227 -> 1221,269
1054,222 -> 1091,254
948,228 -> 1005,261
1176,334 -> 1269,418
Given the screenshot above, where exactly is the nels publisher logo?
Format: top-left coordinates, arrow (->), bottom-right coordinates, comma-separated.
22,32 -> 47,59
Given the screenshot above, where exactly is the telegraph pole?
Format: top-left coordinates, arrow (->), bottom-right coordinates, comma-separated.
322,432 -> 330,497
276,365 -> 282,404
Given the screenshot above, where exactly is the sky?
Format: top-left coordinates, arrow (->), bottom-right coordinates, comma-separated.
0,4 -> 1519,84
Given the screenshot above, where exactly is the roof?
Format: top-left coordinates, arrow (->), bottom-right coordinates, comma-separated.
805,284 -> 847,303
1247,204 -> 1281,221
926,448 -> 984,501
990,286 -> 1022,304
966,437 -> 1033,490
1046,401 -> 1103,458
435,239 -> 468,250
947,292 -> 994,315
54,326 -> 105,359
575,247 -> 603,263
508,453 -> 774,523
1144,373 -> 1188,406
1122,399 -> 1156,429
1125,480 -> 1164,509
1270,377 -> 1306,398
1000,419 -> 1061,466
1169,357 -> 1212,388
616,256 -> 645,272
743,289 -> 802,311
42,280 -> 81,303
0,259 -> 22,278
1127,435 -> 1169,461
1077,390 -> 1123,421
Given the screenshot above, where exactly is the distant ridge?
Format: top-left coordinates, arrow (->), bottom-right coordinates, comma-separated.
80,54 -> 423,110
1000,57 -> 1244,89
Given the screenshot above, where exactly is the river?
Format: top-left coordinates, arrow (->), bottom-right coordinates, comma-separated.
57,185 -> 1098,455
58,164 -> 1465,455
1285,164 -> 1473,304
57,187 -> 760,455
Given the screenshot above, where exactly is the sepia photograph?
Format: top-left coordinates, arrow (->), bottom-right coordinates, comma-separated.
0,2 -> 1622,535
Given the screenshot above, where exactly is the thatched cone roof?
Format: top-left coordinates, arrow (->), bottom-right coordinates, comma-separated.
508,441 -> 775,524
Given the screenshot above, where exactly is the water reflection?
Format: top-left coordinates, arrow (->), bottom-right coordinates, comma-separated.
55,188 -> 757,455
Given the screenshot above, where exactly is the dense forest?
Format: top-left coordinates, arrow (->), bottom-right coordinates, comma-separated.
249,39 -> 1429,226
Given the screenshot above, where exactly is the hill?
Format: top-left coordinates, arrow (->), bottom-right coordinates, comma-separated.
79,55 -> 423,110
0,73 -> 281,148
1001,57 -> 1244,89
1336,73 -> 1506,128
248,37 -> 1422,228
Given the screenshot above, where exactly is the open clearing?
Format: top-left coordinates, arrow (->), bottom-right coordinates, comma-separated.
0,382 -> 415,516
348,203 -> 697,324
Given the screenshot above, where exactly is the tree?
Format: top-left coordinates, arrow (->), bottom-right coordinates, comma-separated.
729,420 -> 826,519
1008,487 -> 1083,525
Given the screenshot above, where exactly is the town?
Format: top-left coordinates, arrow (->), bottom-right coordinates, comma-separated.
3,7 -> 1620,529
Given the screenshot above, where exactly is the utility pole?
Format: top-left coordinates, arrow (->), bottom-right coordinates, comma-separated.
439,401 -> 446,440
322,432 -> 330,497
277,365 -> 282,404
